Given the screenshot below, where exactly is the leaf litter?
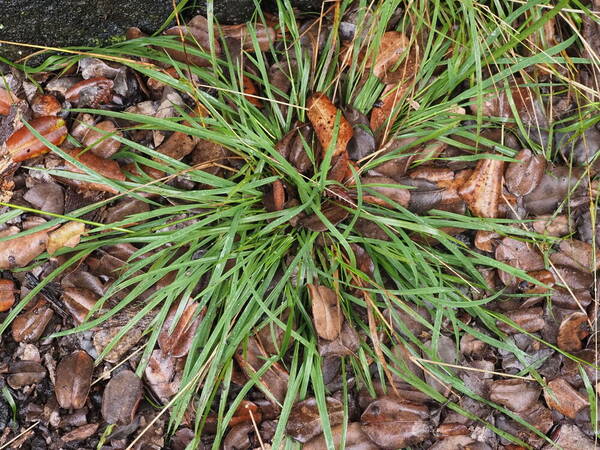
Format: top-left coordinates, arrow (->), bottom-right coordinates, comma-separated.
0,1 -> 599,449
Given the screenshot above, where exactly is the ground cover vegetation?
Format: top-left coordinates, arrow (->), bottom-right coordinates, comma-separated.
0,0 -> 599,448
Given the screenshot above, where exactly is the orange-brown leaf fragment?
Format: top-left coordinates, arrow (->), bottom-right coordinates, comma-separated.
6,116 -> 67,162
242,75 -> 263,107
47,221 -> 85,255
0,87 -> 19,115
307,92 -> 353,159
307,284 -> 342,340
0,279 -> 16,312
65,148 -> 125,192
458,158 -> 505,218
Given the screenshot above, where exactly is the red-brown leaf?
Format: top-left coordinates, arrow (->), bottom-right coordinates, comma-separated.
307,92 -> 353,159
6,116 -> 67,162
0,279 -> 16,312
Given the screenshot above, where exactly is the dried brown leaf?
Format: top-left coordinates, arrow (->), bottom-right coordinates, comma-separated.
307,92 -> 353,159
458,158 -> 505,218
307,284 -> 342,340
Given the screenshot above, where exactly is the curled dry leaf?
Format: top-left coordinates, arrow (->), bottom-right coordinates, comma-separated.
47,221 -> 85,255
55,350 -> 94,409
304,422 -> 379,450
458,158 -> 505,218
145,349 -> 181,403
504,149 -> 546,196
359,175 -> 410,208
5,116 -> 67,162
0,229 -> 49,269
12,299 -> 54,343
319,320 -> 360,357
0,279 -> 16,312
65,77 -> 114,107
489,380 -> 541,412
557,312 -> 589,352
360,396 -> 430,449
307,92 -> 353,159
102,370 -> 143,425
307,284 -> 342,341
544,377 -> 589,419
158,301 -> 201,357
286,397 -> 344,443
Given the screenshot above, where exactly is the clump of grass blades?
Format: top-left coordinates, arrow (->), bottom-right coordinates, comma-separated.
1,0 -> 599,448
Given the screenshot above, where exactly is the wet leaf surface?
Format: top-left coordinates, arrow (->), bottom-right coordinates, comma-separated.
7,360 -> 46,389
524,167 -> 585,215
286,396 -> 344,442
307,92 -> 353,160
489,380 -> 541,412
544,377 -> 589,419
505,149 -> 546,196
0,6 -> 598,449
304,422 -> 379,450
11,299 -> 54,342
101,370 -> 143,425
359,175 -> 410,208
360,396 -> 430,449
5,116 -> 67,162
55,350 -> 94,409
0,278 -> 16,312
